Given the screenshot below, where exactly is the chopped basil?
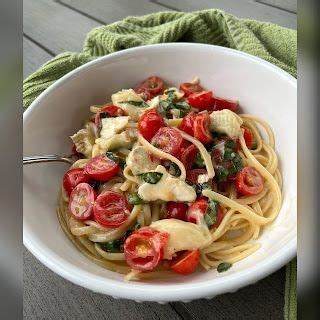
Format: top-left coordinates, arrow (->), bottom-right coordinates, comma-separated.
158,91 -> 190,116
127,192 -> 145,205
205,199 -> 218,227
99,112 -> 109,119
119,100 -> 148,108
224,148 -> 236,161
216,166 -> 229,182
89,180 -> 101,191
224,139 -> 236,150
123,223 -> 141,239
141,172 -> 163,184
174,100 -> 191,112
195,152 -> 205,168
217,262 -> 232,273
179,109 -> 188,118
100,240 -> 122,253
193,182 -> 211,196
106,152 -> 126,170
152,142 -> 160,148
228,153 -> 243,174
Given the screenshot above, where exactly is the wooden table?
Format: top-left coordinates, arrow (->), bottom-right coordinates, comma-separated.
23,1 -> 296,319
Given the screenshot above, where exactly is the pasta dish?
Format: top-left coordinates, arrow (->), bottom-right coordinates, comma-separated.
57,76 -> 282,281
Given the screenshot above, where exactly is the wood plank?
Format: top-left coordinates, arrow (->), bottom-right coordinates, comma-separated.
23,248 -> 180,320
171,268 -> 285,319
154,0 -> 296,29
257,0 -> 297,13
59,0 -> 173,24
23,0 -> 101,54
23,37 -> 53,78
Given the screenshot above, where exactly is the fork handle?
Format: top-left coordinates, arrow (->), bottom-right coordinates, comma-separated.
23,155 -> 74,165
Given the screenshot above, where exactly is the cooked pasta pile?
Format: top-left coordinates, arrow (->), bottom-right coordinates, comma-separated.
57,76 -> 282,281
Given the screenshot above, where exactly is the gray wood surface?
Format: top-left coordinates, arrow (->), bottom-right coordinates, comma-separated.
257,0 -> 297,13
24,0 -> 295,318
59,0 -> 173,24
154,0 -> 296,29
24,0 -> 101,54
23,37 -> 53,78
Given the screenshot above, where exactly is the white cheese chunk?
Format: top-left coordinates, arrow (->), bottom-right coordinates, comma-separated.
95,131 -> 132,152
70,125 -> 96,158
209,109 -> 243,138
99,116 -> 129,140
150,219 -> 211,259
138,165 -> 196,202
111,89 -> 146,121
126,146 -> 160,176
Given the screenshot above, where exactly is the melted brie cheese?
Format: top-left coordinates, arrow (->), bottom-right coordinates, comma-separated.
99,116 -> 129,140
126,146 -> 160,175
150,219 -> 211,259
138,165 -> 196,202
111,89 -> 146,121
209,109 -> 243,138
95,131 -> 132,152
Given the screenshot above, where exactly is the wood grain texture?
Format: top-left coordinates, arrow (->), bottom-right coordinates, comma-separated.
23,37 -> 53,78
154,0 -> 297,29
59,0 -> 173,24
23,248 -> 181,320
23,0 -> 101,54
257,0 -> 297,13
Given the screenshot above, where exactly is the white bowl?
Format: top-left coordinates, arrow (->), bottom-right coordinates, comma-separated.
23,43 -> 297,302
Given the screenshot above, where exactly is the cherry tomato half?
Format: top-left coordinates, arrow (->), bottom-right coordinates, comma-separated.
136,76 -> 164,97
179,112 -> 196,136
187,91 -> 213,110
180,144 -> 198,170
151,127 -> 183,157
186,169 -> 207,185
93,191 -> 131,227
193,113 -> 214,144
211,97 -> 238,112
69,183 -> 96,221
242,126 -> 253,148
235,166 -> 264,196
166,202 -> 188,221
186,196 -> 208,224
94,105 -> 124,127
179,82 -> 204,97
170,250 -> 200,275
85,155 -> 119,182
63,168 -> 90,195
124,227 -> 169,271
138,110 -> 165,141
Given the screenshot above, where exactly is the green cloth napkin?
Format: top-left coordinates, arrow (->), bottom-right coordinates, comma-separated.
23,9 -> 297,318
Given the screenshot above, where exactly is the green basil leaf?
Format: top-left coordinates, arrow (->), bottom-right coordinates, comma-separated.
224,148 -> 236,161
119,100 -> 148,108
127,192 -> 145,205
106,152 -> 126,170
100,112 -> 109,119
195,152 -> 205,168
141,172 -> 163,184
217,262 -> 232,273
174,101 -> 191,111
100,240 -> 122,253
216,166 -> 229,182
224,139 -> 236,150
166,161 -> 181,177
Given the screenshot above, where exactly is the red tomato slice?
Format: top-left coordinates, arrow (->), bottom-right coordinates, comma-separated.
179,83 -> 203,97
235,166 -> 264,196
138,110 -> 165,141
124,227 -> 169,271
193,113 -> 214,144
187,91 -> 213,110
211,97 -> 238,112
69,183 -> 96,221
179,112 -> 196,136
93,191 -> 130,227
242,126 -> 253,148
170,250 -> 200,275
180,144 -> 198,170
85,155 -> 119,182
212,206 -> 224,229
166,202 -> 188,221
186,169 -> 207,185
186,196 -> 208,224
63,168 -> 90,195
151,127 -> 183,157
136,76 -> 164,96
94,105 -> 124,127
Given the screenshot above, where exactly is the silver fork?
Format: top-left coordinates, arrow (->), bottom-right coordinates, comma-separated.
23,155 -> 74,165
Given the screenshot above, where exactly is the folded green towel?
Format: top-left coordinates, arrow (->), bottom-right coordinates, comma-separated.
23,9 -> 297,319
